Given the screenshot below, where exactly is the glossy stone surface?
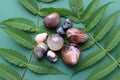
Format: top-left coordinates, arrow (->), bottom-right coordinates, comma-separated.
47,34 -> 64,51
35,33 -> 47,44
61,43 -> 80,65
47,50 -> 58,63
44,13 -> 60,28
56,27 -> 65,36
62,19 -> 72,30
66,28 -> 88,44
33,43 -> 48,59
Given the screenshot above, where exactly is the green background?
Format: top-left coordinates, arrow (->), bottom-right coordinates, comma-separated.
0,0 -> 120,80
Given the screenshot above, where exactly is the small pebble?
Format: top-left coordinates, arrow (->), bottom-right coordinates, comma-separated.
44,13 -> 60,28
33,43 -> 48,59
47,50 -> 58,63
62,19 -> 72,30
35,33 -> 47,44
56,27 -> 65,36
47,34 -> 64,51
66,28 -> 88,44
61,43 -> 81,65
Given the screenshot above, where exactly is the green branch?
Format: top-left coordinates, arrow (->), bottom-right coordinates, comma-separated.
88,33 -> 120,67
20,1 -> 41,79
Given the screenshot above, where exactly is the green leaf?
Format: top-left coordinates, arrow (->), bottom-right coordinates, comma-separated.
85,2 -> 112,32
87,61 -> 117,80
0,48 -> 28,67
69,0 -> 83,17
38,0 -> 56,3
36,25 -> 55,35
73,49 -> 106,75
2,27 -> 35,49
116,48 -> 120,62
0,63 -> 21,80
38,8 -> 74,17
94,11 -> 119,41
80,37 -> 95,50
80,0 -> 99,22
19,0 -> 39,14
104,25 -> 120,52
73,25 -> 85,30
27,61 -> 64,74
2,17 -> 36,32
111,73 -> 120,80
66,15 -> 80,23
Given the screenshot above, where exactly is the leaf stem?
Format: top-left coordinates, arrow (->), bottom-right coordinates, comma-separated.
88,33 -> 120,66
20,18 -> 39,80
20,2 -> 42,79
20,51 -> 33,80
20,15 -> 39,79
20,67 -> 27,80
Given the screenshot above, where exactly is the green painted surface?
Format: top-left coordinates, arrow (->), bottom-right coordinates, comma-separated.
0,0 -> 120,80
